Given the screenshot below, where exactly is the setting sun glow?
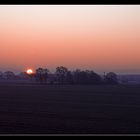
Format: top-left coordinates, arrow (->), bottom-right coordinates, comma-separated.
26,69 -> 33,75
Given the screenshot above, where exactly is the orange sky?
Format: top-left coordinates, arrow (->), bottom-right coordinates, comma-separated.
0,5 -> 140,74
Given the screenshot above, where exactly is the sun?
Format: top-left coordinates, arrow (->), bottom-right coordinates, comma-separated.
26,69 -> 33,75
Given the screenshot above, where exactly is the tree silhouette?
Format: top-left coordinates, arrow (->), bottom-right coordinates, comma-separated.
86,70 -> 102,84
73,69 -> 102,85
73,69 -> 81,84
19,72 -> 29,80
65,70 -> 74,84
36,68 -> 44,84
0,71 -> 3,79
56,66 -> 68,84
78,71 -> 88,84
36,68 -> 49,84
104,72 -> 118,84
4,71 -> 15,80
43,68 -> 49,83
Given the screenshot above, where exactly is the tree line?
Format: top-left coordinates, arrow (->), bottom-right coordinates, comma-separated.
0,66 -> 118,85
35,66 -> 118,85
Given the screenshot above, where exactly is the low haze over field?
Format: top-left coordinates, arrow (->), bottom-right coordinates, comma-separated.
0,5 -> 140,74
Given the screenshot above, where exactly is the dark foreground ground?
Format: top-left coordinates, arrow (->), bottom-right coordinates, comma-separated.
0,84 -> 140,135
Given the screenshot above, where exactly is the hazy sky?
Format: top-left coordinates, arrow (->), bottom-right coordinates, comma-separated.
0,5 -> 140,74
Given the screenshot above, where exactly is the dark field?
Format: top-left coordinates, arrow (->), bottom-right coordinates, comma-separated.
0,84 -> 140,134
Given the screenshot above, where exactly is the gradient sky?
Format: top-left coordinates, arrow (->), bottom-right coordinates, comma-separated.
0,5 -> 140,74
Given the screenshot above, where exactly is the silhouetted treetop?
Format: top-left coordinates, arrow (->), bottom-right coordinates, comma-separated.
104,72 -> 118,84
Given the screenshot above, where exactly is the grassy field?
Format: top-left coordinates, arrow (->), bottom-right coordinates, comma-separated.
0,84 -> 140,134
